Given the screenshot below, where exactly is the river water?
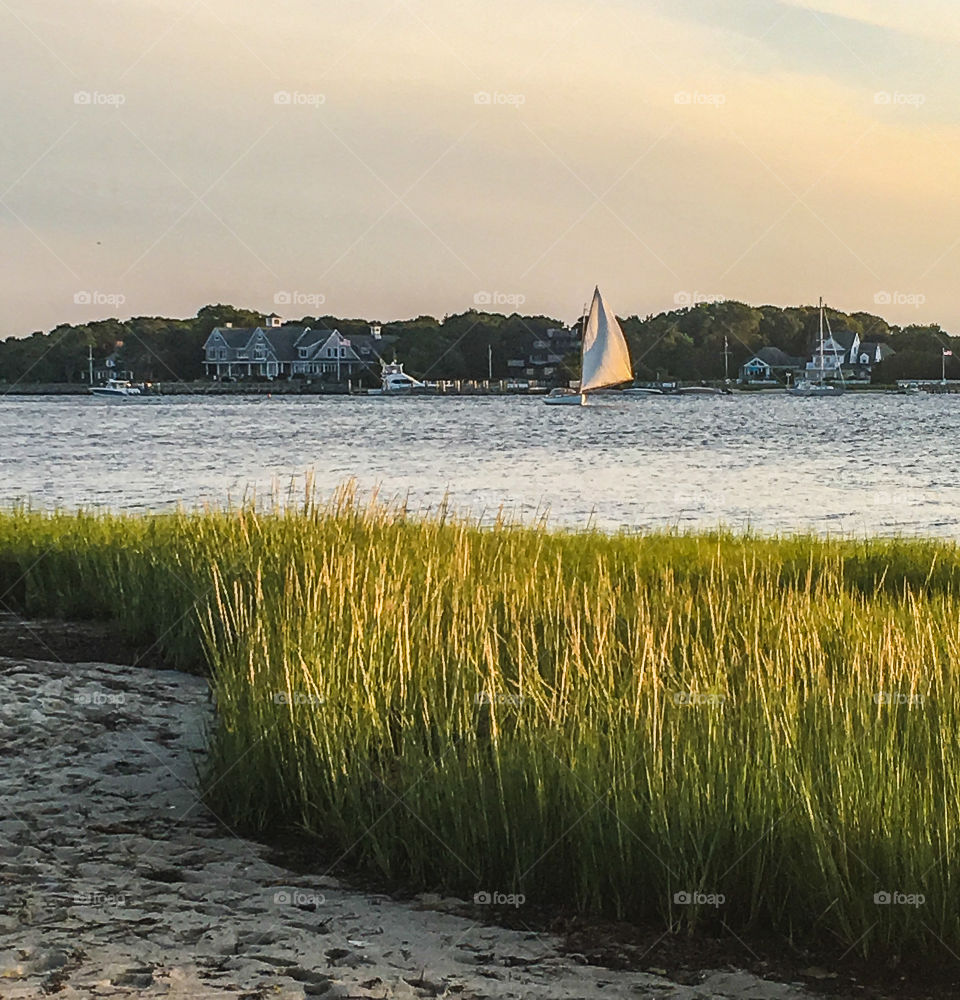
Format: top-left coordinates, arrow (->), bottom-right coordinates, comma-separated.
1,393 -> 957,536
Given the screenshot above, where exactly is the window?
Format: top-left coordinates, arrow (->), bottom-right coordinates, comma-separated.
299,348 -> 308,358
254,347 -> 265,360
219,348 -> 227,360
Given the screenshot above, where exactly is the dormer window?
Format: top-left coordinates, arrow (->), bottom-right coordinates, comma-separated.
299,347 -> 308,358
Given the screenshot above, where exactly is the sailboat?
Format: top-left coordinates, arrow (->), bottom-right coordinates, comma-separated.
788,298 -> 845,397
544,287 -> 633,405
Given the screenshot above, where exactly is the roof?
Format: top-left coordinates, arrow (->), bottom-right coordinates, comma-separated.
858,341 -> 895,361
822,329 -> 858,351
261,325 -> 313,362
753,346 -> 802,366
207,326 -> 256,349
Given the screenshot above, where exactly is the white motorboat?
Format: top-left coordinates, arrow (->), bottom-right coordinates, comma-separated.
89,378 -> 142,398
621,386 -> 663,396
787,298 -> 845,397
544,287 -> 633,406
367,361 -> 426,395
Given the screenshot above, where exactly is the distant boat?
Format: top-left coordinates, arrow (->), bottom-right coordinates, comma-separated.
544,287 -> 632,406
89,378 -> 142,398
788,298 -> 845,398
367,360 -> 426,395
897,382 -> 921,395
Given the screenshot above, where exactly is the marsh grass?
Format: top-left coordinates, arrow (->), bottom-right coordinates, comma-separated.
2,488 -> 960,955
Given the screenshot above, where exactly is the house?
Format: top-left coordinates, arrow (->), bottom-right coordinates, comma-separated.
807,329 -> 859,374
853,341 -> 895,367
203,317 -> 381,380
739,346 -> 804,384
509,326 -> 580,380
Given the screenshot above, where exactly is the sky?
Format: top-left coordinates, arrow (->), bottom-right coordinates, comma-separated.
1,0 -> 959,336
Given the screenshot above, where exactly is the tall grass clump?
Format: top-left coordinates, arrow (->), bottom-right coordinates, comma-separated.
2,487 -> 960,956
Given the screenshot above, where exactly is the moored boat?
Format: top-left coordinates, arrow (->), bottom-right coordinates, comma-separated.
367,361 -> 426,395
787,298 -> 845,398
89,378 -> 142,398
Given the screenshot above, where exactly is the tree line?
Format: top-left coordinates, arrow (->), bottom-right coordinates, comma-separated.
0,301 -> 955,385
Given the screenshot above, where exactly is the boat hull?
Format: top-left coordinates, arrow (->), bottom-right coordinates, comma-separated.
787,386 -> 844,397
89,388 -> 141,398
543,392 -> 584,405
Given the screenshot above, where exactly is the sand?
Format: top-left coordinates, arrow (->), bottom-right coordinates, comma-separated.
0,653 -> 815,999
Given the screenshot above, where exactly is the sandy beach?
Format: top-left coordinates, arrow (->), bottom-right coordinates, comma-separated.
0,644 -> 821,999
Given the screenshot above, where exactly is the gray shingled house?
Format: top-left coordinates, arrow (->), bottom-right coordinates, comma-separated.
203,317 -> 383,380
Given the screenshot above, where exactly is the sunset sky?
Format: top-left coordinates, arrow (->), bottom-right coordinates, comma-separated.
2,0 -> 958,336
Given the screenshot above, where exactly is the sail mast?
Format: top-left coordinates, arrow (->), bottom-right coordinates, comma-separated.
818,297 -> 824,381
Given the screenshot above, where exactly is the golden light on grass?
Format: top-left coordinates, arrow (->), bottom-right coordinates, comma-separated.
3,485 -> 959,955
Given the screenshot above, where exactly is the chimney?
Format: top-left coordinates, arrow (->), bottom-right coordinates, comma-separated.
225,322 -> 232,328
370,323 -> 382,341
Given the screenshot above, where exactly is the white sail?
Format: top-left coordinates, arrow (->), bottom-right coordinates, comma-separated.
579,287 -> 633,393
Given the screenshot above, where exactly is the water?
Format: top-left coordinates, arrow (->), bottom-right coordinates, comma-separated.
1,392 -> 956,536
